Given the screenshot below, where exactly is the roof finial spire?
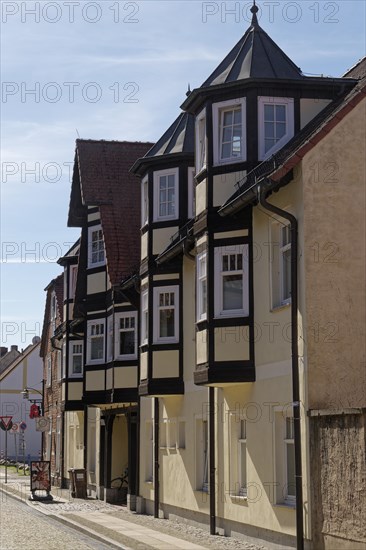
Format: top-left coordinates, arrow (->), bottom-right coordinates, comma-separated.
186,83 -> 191,97
250,0 -> 259,26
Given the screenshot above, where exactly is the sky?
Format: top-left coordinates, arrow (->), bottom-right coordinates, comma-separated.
1,0 -> 365,349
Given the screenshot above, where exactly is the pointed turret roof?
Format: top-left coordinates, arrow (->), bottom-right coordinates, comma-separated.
202,2 -> 303,86
131,112 -> 194,175
144,112 -> 194,158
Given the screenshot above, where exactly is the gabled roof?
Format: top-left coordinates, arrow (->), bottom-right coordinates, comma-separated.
0,341 -> 41,382
68,140 -> 154,285
131,112 -> 194,175
202,3 -> 303,87
219,57 -> 366,216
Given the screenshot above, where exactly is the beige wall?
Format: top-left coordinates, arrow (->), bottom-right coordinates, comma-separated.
302,98 -> 366,409
153,350 -> 179,378
114,366 -> 137,388
86,370 -> 105,392
153,227 -> 178,256
196,180 -> 207,215
68,381 -> 82,401
87,271 -> 106,294
300,98 -> 331,129
213,171 -> 246,207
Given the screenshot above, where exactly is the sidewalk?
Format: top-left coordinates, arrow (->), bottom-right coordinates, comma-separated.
0,471 -> 268,550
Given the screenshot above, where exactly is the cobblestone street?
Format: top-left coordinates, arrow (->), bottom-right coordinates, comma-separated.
0,492 -> 112,550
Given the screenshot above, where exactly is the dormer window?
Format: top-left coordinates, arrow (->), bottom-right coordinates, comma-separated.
258,97 -> 294,160
88,225 -> 105,268
195,109 -> 207,173
153,168 -> 179,222
141,176 -> 148,227
213,98 -> 246,166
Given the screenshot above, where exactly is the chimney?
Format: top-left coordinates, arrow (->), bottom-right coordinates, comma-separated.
0,347 -> 8,357
10,345 -> 18,352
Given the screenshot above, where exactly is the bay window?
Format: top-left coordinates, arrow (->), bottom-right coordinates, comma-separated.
87,320 -> 105,363
258,97 -> 294,160
153,286 -> 179,343
70,341 -> 83,376
197,251 -> 207,321
88,225 -> 105,268
213,98 -> 246,165
153,168 -> 179,221
115,312 -> 137,359
214,244 -> 249,317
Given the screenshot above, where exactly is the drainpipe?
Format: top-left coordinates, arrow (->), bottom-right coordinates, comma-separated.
154,397 -> 160,518
259,183 -> 304,550
209,387 -> 216,535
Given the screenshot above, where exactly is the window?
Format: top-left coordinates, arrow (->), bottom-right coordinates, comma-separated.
88,225 -> 105,268
107,315 -> 113,362
141,290 -> 148,345
238,419 -> 247,496
141,176 -> 149,226
62,339 -> 66,379
188,167 -> 195,219
258,97 -> 294,160
270,220 -> 291,308
70,341 -> 83,376
197,252 -> 207,321
229,413 -> 247,497
153,286 -> 179,343
196,418 -> 209,492
285,417 -> 296,502
213,98 -> 246,165
70,265 -> 78,298
50,293 -> 56,333
214,245 -> 249,318
46,356 -> 52,386
146,421 -> 154,482
153,168 -> 179,221
57,350 -> 62,381
55,416 -> 61,472
87,320 -> 105,363
115,312 -> 137,359
195,109 -> 206,173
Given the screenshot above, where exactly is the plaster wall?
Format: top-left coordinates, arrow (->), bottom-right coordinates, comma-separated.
302,98 -> 366,409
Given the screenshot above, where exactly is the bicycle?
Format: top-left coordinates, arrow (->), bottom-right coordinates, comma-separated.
110,468 -> 128,504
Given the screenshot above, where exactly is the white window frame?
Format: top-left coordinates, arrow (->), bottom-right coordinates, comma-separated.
87,319 -> 105,364
195,108 -> 207,173
153,285 -> 179,344
46,356 -> 52,387
188,167 -> 195,219
284,417 -> 296,504
55,415 -> 61,472
196,251 -> 207,322
61,339 -> 66,379
69,264 -> 78,298
69,340 -> 84,377
153,168 -> 179,222
214,244 -> 249,318
107,315 -> 113,362
141,289 -> 148,346
115,311 -> 138,360
213,98 -> 246,166
258,97 -> 294,160
270,218 -> 292,309
56,350 -> 62,381
50,292 -> 56,333
141,176 -> 149,227
145,421 -> 154,483
88,224 -> 105,269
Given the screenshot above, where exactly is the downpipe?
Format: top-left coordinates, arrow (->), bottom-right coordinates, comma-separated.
259,183 -> 304,550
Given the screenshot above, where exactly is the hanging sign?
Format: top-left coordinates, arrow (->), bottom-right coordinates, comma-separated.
35,417 -> 50,432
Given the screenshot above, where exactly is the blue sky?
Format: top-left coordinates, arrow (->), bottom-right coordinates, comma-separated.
1,0 -> 365,348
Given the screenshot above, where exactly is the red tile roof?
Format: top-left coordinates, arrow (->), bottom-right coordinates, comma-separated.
70,140 -> 154,285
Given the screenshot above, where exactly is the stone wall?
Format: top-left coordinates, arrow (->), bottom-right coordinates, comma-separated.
310,411 -> 366,550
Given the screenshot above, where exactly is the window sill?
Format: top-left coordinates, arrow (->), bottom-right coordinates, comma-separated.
274,501 -> 296,510
229,494 -> 248,503
271,302 -> 291,313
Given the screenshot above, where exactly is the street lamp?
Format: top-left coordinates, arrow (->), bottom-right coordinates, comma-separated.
20,386 -> 44,457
